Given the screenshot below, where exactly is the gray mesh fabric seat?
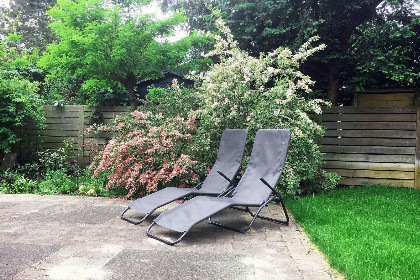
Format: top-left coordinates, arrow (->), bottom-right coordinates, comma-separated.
147,129 -> 291,245
120,129 -> 248,225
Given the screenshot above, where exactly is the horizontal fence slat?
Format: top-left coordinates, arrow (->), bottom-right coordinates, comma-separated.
321,137 -> 416,147
44,123 -> 80,131
323,161 -> 415,172
95,112 -> 128,118
322,106 -> 416,114
44,111 -> 81,118
323,121 -> 416,130
321,145 -> 415,155
322,114 -> 416,122
323,153 -> 415,164
40,143 -> 79,149
16,130 -> 81,137
38,136 -> 82,144
84,132 -> 113,138
43,105 -> 81,112
83,106 -> 130,113
325,130 -> 416,138
326,169 -> 414,180
339,178 -> 414,187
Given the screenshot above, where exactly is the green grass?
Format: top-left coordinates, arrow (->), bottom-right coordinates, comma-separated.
285,186 -> 420,280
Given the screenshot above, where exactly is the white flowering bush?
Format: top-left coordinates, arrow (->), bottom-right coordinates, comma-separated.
193,18 -> 340,195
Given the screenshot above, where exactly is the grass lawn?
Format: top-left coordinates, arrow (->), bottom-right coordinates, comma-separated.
285,186 -> 420,280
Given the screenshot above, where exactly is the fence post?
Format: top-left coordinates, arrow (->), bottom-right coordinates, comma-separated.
77,106 -> 85,167
415,95 -> 420,189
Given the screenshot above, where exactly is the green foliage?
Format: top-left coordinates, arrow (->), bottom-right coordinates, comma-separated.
348,1 -> 420,89
39,0 -> 207,108
37,169 -> 76,194
0,76 -> 44,154
142,79 -> 200,117
0,34 -> 45,156
286,186 -> 420,280
0,171 -> 38,194
0,0 -> 57,51
164,0 -> 418,103
192,17 -> 339,195
0,167 -> 109,196
37,140 -> 78,172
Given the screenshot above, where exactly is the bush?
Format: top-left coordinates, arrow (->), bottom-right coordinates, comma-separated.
141,79 -> 200,118
89,110 -> 199,199
0,76 -> 44,156
192,18 -> 339,195
0,34 -> 45,157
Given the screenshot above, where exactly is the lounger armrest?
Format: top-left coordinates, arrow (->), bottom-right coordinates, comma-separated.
188,166 -> 205,182
260,178 -> 280,197
217,171 -> 236,186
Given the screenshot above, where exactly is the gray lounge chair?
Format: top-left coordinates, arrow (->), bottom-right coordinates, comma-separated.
147,129 -> 291,245
121,129 -> 248,225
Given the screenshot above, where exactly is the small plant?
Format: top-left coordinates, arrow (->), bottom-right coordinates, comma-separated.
37,140 -> 78,174
38,169 -> 76,194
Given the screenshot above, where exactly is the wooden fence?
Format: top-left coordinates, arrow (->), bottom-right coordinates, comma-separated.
17,104 -> 420,189
320,106 -> 419,188
17,105 -> 130,166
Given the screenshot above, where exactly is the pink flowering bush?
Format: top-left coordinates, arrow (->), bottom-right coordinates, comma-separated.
89,110 -> 198,198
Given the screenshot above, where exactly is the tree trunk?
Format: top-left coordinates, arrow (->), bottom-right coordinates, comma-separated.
122,73 -> 137,111
327,62 -> 341,105
128,86 -> 137,111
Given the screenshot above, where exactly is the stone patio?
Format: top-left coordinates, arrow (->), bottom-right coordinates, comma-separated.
0,194 -> 340,280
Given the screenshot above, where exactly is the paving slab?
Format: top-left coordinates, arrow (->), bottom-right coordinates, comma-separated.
0,194 -> 342,280
0,242 -> 61,279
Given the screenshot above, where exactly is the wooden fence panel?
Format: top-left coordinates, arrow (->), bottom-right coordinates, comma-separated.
17,105 -> 130,166
321,106 -> 418,187
16,104 -> 420,188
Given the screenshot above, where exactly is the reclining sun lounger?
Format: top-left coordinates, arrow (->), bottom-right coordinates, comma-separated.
121,129 -> 248,225
147,129 -> 291,245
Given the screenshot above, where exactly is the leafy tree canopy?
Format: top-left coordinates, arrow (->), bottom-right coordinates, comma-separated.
0,0 -> 57,51
348,0 -> 420,90
162,0 -> 419,103
39,0 -> 210,109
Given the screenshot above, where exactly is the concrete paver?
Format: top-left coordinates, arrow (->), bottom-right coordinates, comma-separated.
0,194 -> 341,280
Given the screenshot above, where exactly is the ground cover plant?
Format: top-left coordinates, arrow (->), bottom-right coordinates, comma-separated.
0,141 -> 109,196
285,186 -> 420,280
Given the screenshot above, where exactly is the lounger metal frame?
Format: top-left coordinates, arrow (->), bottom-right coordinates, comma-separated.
120,167 -> 205,225
209,178 -> 290,234
146,174 -> 289,245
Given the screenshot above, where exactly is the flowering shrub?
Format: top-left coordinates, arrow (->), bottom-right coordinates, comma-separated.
89,110 -> 198,198
193,17 -> 340,195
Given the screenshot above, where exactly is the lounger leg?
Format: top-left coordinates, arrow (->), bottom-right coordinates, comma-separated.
146,222 -> 188,246
230,197 -> 289,225
120,207 -> 151,225
208,202 -> 268,234
209,197 -> 289,233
